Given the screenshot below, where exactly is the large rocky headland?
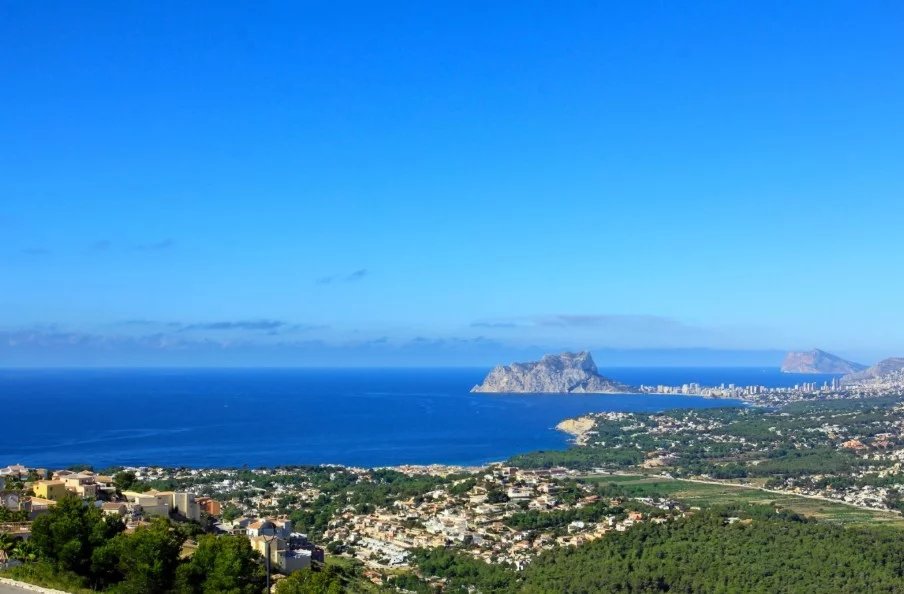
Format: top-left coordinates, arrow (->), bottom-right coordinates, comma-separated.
780,349 -> 866,374
471,351 -> 634,394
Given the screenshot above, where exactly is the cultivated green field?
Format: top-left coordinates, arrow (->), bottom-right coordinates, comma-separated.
585,474 -> 904,528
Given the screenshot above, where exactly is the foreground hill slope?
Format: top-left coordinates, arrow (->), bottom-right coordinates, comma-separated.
471,351 -> 633,394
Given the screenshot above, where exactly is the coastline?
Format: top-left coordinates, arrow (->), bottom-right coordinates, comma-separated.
2,392 -> 748,471
555,416 -> 596,445
8,365 -> 845,470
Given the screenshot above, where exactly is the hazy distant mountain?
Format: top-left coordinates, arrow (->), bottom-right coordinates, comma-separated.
843,357 -> 904,383
780,349 -> 866,374
471,351 -> 634,394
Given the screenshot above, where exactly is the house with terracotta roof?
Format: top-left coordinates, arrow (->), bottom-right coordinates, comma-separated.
196,496 -> 221,517
841,439 -> 867,450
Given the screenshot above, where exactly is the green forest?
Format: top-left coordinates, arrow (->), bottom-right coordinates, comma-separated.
402,506 -> 904,593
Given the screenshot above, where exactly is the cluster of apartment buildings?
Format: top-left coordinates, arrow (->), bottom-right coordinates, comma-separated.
0,465 -> 213,531
639,372 -> 904,406
0,463 -> 320,578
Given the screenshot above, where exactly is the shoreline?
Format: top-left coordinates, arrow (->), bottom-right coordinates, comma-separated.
13,390 -> 897,472
555,416 -> 596,445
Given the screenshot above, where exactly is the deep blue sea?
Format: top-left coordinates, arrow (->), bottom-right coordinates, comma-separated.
0,367 -> 838,469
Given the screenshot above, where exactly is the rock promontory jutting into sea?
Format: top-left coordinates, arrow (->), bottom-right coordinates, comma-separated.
471,351 -> 634,394
780,349 -> 866,374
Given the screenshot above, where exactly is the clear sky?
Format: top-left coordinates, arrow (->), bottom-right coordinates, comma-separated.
2,2 -> 903,366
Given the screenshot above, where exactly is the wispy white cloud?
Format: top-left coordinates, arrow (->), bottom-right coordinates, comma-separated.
20,247 -> 50,256
111,319 -> 325,334
467,313 -> 745,349
131,238 -> 174,251
471,314 -> 688,331
317,268 -> 368,285
0,324 -> 799,367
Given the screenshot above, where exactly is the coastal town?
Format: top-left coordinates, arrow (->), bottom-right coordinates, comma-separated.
473,350 -> 904,407
6,384 -> 904,589
7,2 -> 904,590
632,357 -> 904,407
5,354 -> 904,590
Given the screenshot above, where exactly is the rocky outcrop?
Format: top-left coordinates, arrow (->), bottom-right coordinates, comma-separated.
556,416 -> 597,445
470,351 -> 633,394
843,357 -> 904,383
780,349 -> 866,374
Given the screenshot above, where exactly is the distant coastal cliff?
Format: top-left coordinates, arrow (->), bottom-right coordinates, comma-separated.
843,357 -> 904,383
471,351 -> 634,394
780,349 -> 866,374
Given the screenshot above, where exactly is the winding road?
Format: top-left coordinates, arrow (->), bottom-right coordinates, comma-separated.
0,578 -> 67,593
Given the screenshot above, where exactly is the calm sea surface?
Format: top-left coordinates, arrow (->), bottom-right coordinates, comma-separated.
0,367 -> 837,469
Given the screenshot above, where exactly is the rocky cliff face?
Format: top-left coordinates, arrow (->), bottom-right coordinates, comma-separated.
843,357 -> 904,383
780,349 -> 866,374
471,351 -> 633,394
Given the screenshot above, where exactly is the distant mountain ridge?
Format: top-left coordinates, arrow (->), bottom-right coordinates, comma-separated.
780,349 -> 866,374
471,351 -> 634,394
843,357 -> 904,383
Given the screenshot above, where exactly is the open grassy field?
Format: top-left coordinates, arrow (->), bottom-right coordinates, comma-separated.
585,473 -> 904,529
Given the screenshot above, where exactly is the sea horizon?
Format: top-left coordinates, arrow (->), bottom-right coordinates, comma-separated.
0,366 -> 835,470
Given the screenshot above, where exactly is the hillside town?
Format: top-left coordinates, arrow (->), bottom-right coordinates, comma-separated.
5,397 -> 904,591
0,459 -> 686,581
6,390 -> 904,581
5,369 -> 904,589
322,465 -> 675,570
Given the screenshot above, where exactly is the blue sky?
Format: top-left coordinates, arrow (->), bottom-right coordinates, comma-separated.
2,2 -> 903,366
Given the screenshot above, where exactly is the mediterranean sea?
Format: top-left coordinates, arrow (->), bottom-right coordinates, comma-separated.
0,367 -> 838,469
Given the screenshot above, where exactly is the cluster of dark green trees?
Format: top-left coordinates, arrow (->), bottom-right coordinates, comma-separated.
403,505 -> 904,593
8,495 -> 266,593
504,498 -> 623,532
518,508 -> 904,593
0,507 -> 28,522
274,563 -> 374,594
507,444 -> 644,471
